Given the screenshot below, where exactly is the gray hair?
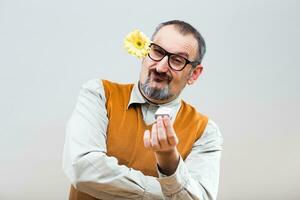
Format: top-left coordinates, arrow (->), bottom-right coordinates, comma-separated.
152,20 -> 206,64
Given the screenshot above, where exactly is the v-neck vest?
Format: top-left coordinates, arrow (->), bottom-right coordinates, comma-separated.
103,79 -> 208,177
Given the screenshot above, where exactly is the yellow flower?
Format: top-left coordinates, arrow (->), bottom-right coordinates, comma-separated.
124,29 -> 151,59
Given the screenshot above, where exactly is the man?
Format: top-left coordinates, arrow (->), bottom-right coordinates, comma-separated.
63,20 -> 223,200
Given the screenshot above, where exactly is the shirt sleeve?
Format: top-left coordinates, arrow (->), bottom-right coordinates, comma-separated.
62,79 -> 163,200
156,119 -> 223,200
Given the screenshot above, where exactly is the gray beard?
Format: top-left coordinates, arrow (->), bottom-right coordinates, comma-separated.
139,78 -> 173,101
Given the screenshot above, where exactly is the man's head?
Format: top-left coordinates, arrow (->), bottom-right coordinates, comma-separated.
139,20 -> 206,104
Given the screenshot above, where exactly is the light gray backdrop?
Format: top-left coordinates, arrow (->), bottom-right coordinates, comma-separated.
0,0 -> 299,199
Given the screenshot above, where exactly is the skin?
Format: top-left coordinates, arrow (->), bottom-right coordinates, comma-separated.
140,25 -> 204,175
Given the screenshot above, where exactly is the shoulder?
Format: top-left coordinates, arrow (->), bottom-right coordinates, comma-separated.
100,80 -> 135,99
205,119 -> 223,139
180,101 -> 223,147
80,79 -> 132,96
81,78 -> 104,93
180,100 -> 208,126
77,79 -> 107,103
196,119 -> 223,151
181,100 -> 206,116
101,79 -> 134,90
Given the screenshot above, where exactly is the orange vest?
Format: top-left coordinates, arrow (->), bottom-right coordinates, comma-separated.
69,79 -> 208,200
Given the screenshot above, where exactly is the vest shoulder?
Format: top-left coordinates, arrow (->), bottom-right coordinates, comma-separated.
102,79 -> 134,88
101,79 -> 135,108
180,100 -> 208,119
102,79 -> 134,93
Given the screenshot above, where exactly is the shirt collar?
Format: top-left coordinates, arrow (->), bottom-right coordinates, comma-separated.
127,82 -> 182,109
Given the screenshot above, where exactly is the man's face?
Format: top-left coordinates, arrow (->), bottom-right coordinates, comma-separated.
139,25 -> 201,103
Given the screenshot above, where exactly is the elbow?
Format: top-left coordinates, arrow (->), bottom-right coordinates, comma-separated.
63,151 -> 111,187
201,186 -> 217,200
62,153 -> 92,187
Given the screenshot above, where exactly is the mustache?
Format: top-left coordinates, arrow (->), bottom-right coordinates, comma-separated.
148,69 -> 172,82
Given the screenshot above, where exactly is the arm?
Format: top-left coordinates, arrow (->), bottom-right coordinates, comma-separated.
62,79 -> 163,199
144,116 -> 223,200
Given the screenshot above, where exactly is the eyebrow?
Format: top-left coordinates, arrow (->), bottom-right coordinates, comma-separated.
174,52 -> 189,59
154,43 -> 190,59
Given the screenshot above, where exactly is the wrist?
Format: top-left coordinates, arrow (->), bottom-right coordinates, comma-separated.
155,148 -> 180,176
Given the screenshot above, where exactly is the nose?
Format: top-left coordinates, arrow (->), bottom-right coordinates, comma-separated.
155,56 -> 169,73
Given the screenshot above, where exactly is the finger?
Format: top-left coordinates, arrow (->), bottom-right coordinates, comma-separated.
163,116 -> 178,146
143,130 -> 151,149
156,116 -> 168,147
151,123 -> 160,150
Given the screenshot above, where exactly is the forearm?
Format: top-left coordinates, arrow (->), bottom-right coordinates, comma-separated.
64,150 -> 163,199
155,150 -> 208,200
156,156 -> 216,200
153,119 -> 223,200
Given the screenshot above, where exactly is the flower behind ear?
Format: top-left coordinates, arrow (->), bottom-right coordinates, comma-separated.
124,29 -> 151,59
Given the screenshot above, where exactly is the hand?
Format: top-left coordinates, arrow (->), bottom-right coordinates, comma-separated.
143,116 -> 180,175
143,116 -> 179,152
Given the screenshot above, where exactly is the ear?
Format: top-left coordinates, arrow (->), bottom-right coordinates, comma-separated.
187,64 -> 203,85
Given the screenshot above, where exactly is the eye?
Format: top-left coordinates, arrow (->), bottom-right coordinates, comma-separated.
152,47 -> 165,57
170,55 -> 185,65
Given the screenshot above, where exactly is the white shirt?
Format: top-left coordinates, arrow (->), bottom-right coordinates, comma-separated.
63,79 -> 223,200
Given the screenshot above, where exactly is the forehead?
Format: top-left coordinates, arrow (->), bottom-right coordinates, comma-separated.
152,25 -> 198,59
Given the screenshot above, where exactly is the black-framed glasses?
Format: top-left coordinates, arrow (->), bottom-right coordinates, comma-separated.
148,43 -> 200,71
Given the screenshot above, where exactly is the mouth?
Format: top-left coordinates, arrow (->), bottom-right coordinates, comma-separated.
150,71 -> 172,83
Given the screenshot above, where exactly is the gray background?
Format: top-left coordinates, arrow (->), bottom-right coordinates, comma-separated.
0,0 -> 299,199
